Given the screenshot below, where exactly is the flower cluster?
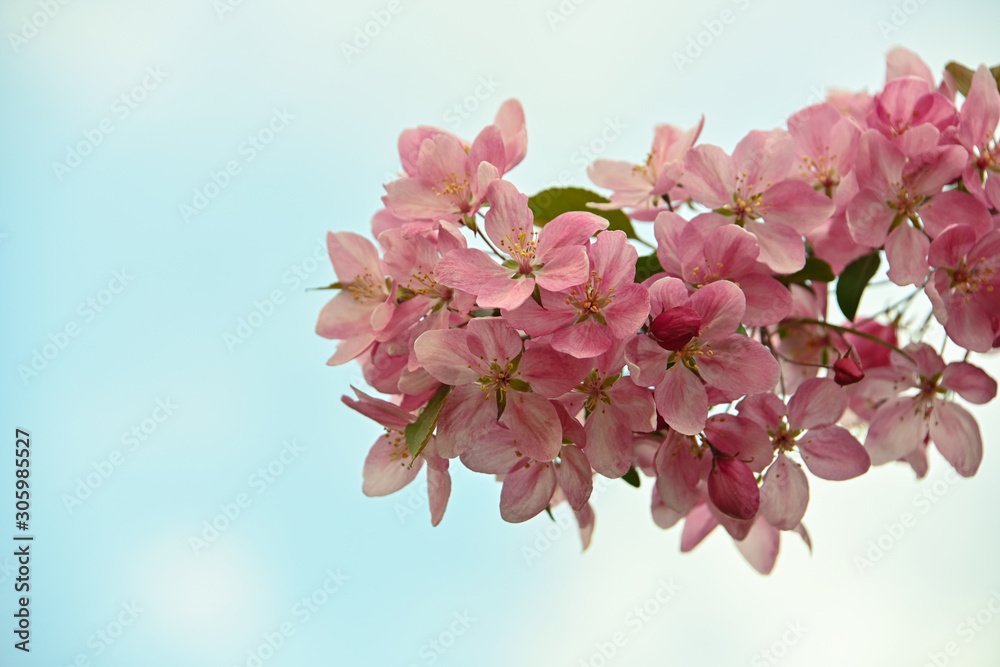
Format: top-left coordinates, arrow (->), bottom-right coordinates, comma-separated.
318,49 -> 999,573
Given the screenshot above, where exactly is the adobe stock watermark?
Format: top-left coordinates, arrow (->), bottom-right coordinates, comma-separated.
61,398 -> 179,513
189,439 -> 306,555
750,621 -> 808,666
179,108 -> 294,224
224,237 -> 327,352
52,66 -> 168,182
520,476 -> 613,565
7,0 -> 73,54
577,579 -> 681,667
528,116 -> 630,204
339,0 -> 409,63
922,589 -> 1000,667
213,0 -> 248,20
545,0 -> 589,31
233,567 -> 349,667
877,0 -> 932,39
409,611 -> 477,666
56,601 -> 144,667
16,268 -> 135,386
443,77 -> 501,130
673,0 -> 755,73
854,468 -> 962,574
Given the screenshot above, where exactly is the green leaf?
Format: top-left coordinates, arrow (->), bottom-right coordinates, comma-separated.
634,252 -> 664,283
836,251 -> 881,322
404,384 -> 452,458
528,187 -> 637,239
777,257 -> 835,287
309,282 -> 342,291
545,506 -> 555,521
621,467 -> 641,488
736,324 -> 748,336
946,61 -> 975,97
946,61 -> 1000,97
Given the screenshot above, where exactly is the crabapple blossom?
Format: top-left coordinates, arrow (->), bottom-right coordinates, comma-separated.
319,50 -> 1000,573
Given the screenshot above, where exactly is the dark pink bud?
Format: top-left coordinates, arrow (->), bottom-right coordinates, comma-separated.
650,306 -> 701,351
833,355 -> 865,386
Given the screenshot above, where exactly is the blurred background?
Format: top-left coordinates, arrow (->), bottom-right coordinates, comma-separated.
2,0 -> 999,665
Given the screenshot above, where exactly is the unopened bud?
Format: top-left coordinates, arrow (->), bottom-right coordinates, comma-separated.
651,306 -> 701,351
833,356 -> 864,386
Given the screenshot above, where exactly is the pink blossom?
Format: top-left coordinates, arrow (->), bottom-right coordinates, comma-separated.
864,343 -> 996,476
383,103 -> 518,223
653,211 -> 791,326
739,378 -> 870,530
847,129 -> 984,285
503,230 -> 650,358
626,277 -> 779,435
588,117 -> 704,220
653,414 -> 772,520
561,342 -> 657,478
460,410 -> 593,524
341,387 -> 452,525
413,318 -> 590,460
925,224 -> 1000,353
786,102 -> 860,196
682,129 -> 836,273
954,65 -> 1000,209
435,180 -> 607,309
316,232 -> 391,365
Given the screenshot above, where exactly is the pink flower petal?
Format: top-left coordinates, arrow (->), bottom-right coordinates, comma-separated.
625,334 -> 669,386
704,414 -> 774,473
654,432 -> 709,513
654,365 -> 709,436
798,425 -> 871,480
885,223 -> 930,286
484,179 -> 531,253
651,487 -> 684,530
940,362 -> 998,404
865,396 -> 927,465
743,219 -> 806,274
920,190 -> 993,239
427,465 -> 451,526
362,434 -> 422,496
536,211 -> 608,256
788,377 -> 847,429
930,401 -> 983,477
680,501 -> 719,552
534,246 -> 590,292
499,461 -> 557,523
698,335 -> 780,396
683,144 -> 735,208
735,516 -> 781,575
689,279 -> 746,341
737,392 -> 787,433
551,318 -> 613,359
434,247 -> 511,295
585,405 -> 635,479
761,180 -> 835,234
434,384 -> 498,458
413,329 -> 481,385
502,391 -> 562,462
759,453 -> 809,530
556,445 -> 594,510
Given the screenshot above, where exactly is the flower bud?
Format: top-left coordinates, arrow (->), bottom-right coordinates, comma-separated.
833,355 -> 865,386
650,306 -> 701,351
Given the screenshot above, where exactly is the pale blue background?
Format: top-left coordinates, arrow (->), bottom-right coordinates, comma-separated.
2,1 -> 1000,665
